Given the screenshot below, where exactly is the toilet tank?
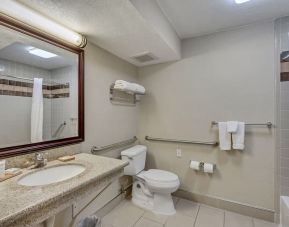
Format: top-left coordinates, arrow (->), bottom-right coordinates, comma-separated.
121,145 -> 147,175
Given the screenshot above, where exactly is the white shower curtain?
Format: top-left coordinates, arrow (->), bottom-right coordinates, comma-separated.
31,78 -> 43,143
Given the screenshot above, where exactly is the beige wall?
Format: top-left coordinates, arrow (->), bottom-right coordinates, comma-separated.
80,43 -> 139,155
137,22 -> 276,210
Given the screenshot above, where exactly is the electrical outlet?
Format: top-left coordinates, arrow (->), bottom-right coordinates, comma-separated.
176,148 -> 182,157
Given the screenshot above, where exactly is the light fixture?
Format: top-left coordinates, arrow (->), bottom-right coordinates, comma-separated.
235,0 -> 251,4
0,0 -> 87,48
27,47 -> 57,59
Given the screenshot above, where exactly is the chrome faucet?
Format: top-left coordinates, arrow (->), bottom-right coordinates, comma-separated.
34,152 -> 47,168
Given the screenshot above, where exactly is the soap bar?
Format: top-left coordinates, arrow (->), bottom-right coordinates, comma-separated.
5,168 -> 21,175
58,155 -> 75,162
0,171 -> 22,182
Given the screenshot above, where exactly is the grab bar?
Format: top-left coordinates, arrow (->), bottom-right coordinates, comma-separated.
91,136 -> 137,153
145,136 -> 218,146
52,121 -> 66,138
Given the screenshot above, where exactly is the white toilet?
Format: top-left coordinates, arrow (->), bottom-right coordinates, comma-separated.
121,145 -> 180,215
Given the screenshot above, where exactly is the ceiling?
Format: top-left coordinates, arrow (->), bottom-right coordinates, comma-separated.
157,0 -> 289,39
0,25 -> 77,70
0,42 -> 76,70
16,0 -> 289,66
18,0 -> 181,66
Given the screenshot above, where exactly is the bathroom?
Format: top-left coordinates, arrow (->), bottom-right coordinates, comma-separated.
0,0 -> 288,226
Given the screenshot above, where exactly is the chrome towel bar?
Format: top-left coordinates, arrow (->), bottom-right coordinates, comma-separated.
211,121 -> 273,128
145,136 -> 218,146
91,136 -> 137,153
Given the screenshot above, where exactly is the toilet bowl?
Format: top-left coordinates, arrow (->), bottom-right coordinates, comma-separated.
121,145 -> 180,215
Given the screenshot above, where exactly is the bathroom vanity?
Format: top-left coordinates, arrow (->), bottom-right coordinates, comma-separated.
0,153 -> 128,227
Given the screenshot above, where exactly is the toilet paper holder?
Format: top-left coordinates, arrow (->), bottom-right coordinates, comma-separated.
190,161 -> 216,173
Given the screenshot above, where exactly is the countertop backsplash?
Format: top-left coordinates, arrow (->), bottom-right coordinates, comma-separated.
4,144 -> 81,169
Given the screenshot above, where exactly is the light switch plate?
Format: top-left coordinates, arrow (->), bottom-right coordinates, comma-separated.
176,148 -> 182,157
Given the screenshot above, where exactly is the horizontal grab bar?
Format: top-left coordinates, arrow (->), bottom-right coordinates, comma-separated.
145,136 -> 218,146
91,136 -> 137,153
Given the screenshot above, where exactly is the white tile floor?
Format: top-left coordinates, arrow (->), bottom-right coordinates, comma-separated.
101,197 -> 277,227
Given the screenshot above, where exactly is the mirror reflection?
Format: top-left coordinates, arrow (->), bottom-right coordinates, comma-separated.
0,24 -> 79,148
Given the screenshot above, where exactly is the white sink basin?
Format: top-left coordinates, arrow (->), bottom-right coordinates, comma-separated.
17,164 -> 86,186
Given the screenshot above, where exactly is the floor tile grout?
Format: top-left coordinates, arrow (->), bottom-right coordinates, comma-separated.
192,203 -> 200,227
133,209 -> 146,227
223,209 -> 225,227
104,198 -> 277,227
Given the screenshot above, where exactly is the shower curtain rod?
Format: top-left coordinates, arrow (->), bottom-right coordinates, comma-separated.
0,74 -> 68,85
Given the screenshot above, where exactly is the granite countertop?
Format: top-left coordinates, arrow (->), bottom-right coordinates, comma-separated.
0,153 -> 128,226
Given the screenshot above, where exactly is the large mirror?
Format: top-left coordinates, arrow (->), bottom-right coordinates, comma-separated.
0,17 -> 84,158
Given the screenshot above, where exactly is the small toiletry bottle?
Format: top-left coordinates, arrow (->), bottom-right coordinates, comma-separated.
0,160 -> 5,177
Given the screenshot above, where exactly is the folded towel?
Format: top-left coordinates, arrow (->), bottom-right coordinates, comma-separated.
131,83 -> 145,94
114,80 -> 145,94
218,122 -> 231,151
115,80 -> 127,84
78,215 -> 101,227
232,122 -> 245,150
227,121 -> 238,133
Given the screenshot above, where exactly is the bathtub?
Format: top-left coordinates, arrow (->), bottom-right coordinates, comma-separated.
281,196 -> 289,227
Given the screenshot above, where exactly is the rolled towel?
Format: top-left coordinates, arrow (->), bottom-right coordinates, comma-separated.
78,215 -> 101,227
114,80 -> 145,94
115,80 -> 128,86
131,83 -> 145,94
114,80 -> 135,91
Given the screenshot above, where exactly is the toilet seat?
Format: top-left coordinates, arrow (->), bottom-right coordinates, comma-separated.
143,169 -> 178,182
141,169 -> 180,189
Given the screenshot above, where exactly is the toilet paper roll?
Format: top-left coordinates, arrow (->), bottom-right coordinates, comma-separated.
204,163 -> 214,173
190,160 -> 200,171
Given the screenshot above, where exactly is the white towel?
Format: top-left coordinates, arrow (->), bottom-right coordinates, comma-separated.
31,78 -> 43,143
218,122 -> 231,151
114,80 -> 133,90
227,121 -> 238,133
232,122 -> 245,150
114,80 -> 145,94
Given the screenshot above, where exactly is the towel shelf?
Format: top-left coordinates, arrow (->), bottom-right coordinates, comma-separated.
145,136 -> 218,146
110,85 -> 145,96
211,121 -> 273,128
110,84 -> 144,104
91,136 -> 137,153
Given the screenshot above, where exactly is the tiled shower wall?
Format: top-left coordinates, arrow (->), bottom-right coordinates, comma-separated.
0,59 -> 52,147
280,81 -> 289,195
51,65 -> 78,139
0,59 -> 75,147
278,17 -> 289,196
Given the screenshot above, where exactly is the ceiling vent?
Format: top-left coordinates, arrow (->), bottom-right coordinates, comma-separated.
131,52 -> 157,63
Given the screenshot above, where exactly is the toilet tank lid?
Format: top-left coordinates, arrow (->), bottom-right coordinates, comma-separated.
121,145 -> 147,157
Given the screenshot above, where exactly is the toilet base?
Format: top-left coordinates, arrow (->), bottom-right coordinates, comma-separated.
132,181 -> 154,211
153,193 -> 176,215
132,180 -> 176,215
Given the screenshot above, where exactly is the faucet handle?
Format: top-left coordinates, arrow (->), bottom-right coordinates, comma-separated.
35,152 -> 44,160
34,152 -> 47,166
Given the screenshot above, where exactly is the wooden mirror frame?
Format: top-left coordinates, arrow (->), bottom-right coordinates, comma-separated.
0,15 -> 84,158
